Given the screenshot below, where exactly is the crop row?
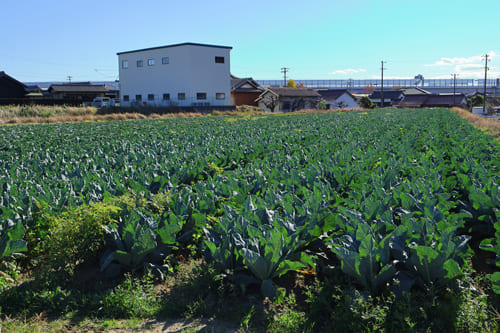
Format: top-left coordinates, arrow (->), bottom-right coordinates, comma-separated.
0,109 -> 498,296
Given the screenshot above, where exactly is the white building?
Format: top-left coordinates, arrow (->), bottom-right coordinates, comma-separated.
117,42 -> 232,107
317,89 -> 360,109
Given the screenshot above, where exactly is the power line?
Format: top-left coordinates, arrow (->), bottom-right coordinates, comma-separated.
281,67 -> 290,87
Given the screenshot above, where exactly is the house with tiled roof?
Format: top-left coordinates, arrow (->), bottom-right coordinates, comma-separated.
398,93 -> 468,109
231,75 -> 264,106
48,83 -> 118,102
369,90 -> 404,107
317,89 -> 360,109
256,87 -> 321,112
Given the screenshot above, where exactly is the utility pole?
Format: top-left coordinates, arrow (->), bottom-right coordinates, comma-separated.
67,76 -> 72,84
452,73 -> 458,106
380,61 -> 386,107
482,54 -> 489,114
281,67 -> 289,87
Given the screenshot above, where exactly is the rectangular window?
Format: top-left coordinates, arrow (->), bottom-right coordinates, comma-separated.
162,57 -> 169,64
122,60 -> 129,69
216,93 -> 225,100
136,94 -> 142,102
196,92 -> 207,100
148,94 -> 155,101
163,93 -> 170,101
137,60 -> 143,68
123,95 -> 129,102
148,59 -> 155,66
215,56 -> 225,64
178,93 -> 185,100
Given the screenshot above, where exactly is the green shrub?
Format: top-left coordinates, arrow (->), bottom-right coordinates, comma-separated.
34,201 -> 122,273
101,273 -> 159,318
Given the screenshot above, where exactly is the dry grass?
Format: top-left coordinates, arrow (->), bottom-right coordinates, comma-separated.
0,105 -> 205,125
451,107 -> 500,142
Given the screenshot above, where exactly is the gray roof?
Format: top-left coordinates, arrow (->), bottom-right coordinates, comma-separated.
402,87 -> 431,95
318,89 -> 353,100
231,77 -> 263,92
265,87 -> 321,98
117,42 -> 232,55
370,90 -> 404,100
49,84 -> 117,93
399,93 -> 468,107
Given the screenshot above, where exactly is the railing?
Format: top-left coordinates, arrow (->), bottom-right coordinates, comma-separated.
256,79 -> 500,89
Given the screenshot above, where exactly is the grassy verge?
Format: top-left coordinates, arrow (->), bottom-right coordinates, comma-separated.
452,107 -> 500,142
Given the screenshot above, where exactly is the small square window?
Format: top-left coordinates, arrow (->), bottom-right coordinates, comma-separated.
216,93 -> 225,100
122,60 -> 129,69
178,93 -> 185,100
197,92 -> 207,100
123,95 -> 129,102
162,57 -> 169,64
137,60 -> 143,68
148,59 -> 155,66
148,94 -> 155,101
163,93 -> 170,101
215,56 -> 225,64
136,94 -> 142,101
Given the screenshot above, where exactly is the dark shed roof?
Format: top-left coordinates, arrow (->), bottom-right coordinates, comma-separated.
399,93 -> 468,107
0,71 -> 27,98
370,90 -> 404,100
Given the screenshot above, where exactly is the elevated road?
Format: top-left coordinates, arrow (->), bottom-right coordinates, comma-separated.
257,79 -> 500,95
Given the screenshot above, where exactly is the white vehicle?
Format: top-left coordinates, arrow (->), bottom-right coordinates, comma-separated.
92,97 -> 113,107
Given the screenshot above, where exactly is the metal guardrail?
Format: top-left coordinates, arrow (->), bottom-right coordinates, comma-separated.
257,79 -> 500,89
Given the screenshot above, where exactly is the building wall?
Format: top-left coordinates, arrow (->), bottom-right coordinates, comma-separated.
325,93 -> 359,109
118,44 -> 231,107
232,92 -> 261,106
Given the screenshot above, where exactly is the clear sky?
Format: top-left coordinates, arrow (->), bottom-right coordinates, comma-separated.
1,0 -> 499,83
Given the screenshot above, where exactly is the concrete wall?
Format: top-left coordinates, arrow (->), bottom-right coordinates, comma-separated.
118,44 -> 231,107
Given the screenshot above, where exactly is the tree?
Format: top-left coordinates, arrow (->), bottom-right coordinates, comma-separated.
469,94 -> 484,107
286,79 -> 297,88
360,96 -> 376,109
336,101 -> 348,109
363,85 -> 375,94
319,99 -> 327,110
262,93 -> 279,112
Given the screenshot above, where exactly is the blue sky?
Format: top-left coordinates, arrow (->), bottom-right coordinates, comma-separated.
1,0 -> 499,82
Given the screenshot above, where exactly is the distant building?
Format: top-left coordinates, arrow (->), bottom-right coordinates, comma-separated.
117,42 -> 232,108
369,90 -> 404,107
231,76 -> 264,106
317,89 -> 360,109
256,87 -> 321,112
0,71 -> 27,98
48,83 -> 118,102
398,93 -> 469,109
